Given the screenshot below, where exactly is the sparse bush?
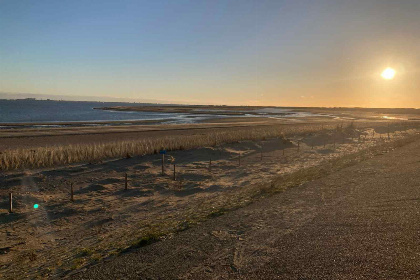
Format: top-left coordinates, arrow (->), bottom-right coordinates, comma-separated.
77,248 -> 93,257
70,258 -> 85,270
130,230 -> 163,248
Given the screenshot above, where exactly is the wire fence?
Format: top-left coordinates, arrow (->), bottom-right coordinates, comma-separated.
3,121 -> 420,212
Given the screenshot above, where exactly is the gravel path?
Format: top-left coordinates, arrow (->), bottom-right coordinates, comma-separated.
70,139 -> 420,280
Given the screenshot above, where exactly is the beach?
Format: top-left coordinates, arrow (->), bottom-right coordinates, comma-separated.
3,1 -> 420,278
70,134 -> 420,280
1,114 -> 419,278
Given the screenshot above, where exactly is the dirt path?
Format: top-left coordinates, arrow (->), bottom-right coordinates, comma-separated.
70,139 -> 420,280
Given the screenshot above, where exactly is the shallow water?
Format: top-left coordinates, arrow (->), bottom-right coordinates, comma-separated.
0,99 -> 192,124
0,99 -> 336,127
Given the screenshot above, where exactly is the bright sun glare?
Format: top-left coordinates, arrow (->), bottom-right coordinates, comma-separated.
381,67 -> 396,80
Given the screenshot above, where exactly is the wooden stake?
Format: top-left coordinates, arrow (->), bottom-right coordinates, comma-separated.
161,154 -> 165,175
125,173 -> 128,190
173,164 -> 176,181
239,153 -> 241,166
387,123 -> 390,140
297,141 -> 300,152
70,183 -> 74,202
282,148 -> 285,156
209,158 -> 212,171
260,149 -> 263,161
9,193 -> 13,213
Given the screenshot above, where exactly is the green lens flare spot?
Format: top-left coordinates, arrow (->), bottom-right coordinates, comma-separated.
34,204 -> 39,209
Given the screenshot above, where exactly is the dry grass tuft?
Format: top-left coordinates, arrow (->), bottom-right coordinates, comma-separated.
1,121 -> 417,171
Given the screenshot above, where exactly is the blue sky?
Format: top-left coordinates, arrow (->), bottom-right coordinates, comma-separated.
1,0 -> 419,107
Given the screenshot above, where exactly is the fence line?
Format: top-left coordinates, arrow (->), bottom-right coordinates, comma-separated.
3,124 -> 419,212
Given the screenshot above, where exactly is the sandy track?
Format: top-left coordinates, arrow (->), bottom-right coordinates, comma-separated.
70,138 -> 420,280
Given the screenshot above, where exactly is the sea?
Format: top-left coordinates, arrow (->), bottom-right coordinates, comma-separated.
0,99 -> 336,128
0,99 -> 222,126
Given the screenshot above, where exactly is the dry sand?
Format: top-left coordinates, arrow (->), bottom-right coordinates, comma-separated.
72,134 -> 420,280
0,123 -> 418,279
0,119 -> 285,150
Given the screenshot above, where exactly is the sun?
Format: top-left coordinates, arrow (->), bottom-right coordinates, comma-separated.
381,67 -> 396,80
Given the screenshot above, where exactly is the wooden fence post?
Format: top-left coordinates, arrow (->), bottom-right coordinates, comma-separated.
173,164 -> 176,181
70,183 -> 74,202
161,154 -> 165,175
387,123 -> 390,140
125,173 -> 128,190
9,193 -> 13,213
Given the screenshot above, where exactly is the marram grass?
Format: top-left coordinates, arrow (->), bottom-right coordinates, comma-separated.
0,122 -> 413,171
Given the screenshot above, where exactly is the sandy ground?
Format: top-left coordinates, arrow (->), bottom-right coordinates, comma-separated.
0,118 -> 409,151
71,134 -> 420,280
0,118 -> 287,150
0,123 -> 418,279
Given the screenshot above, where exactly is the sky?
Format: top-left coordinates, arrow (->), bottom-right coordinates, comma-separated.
1,0 -> 419,107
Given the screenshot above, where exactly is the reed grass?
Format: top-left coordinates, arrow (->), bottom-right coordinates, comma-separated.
0,121 -> 417,171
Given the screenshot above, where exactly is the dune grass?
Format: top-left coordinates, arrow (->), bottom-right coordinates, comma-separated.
0,121 -> 417,171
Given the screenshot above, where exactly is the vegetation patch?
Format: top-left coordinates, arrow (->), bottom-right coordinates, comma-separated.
2,121 -> 414,171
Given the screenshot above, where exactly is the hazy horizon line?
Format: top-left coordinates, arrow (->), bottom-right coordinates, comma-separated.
0,91 -> 418,110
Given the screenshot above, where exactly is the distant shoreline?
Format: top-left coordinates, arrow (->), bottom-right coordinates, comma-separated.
0,119 -> 174,129
96,104 -> 420,115
96,105 -> 291,116
1,100 -> 419,129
